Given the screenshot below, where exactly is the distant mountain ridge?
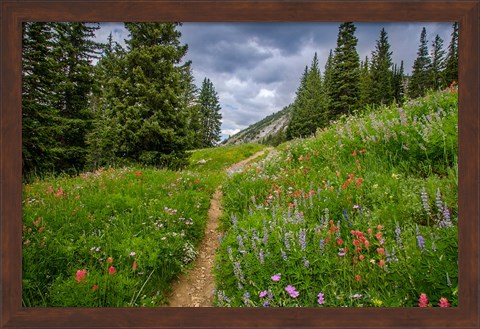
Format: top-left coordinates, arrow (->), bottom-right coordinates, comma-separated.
222,104 -> 292,146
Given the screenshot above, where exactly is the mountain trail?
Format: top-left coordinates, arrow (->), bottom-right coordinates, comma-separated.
167,147 -> 275,307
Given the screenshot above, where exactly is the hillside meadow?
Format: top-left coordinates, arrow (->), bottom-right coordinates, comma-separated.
22,143 -> 265,306
22,88 -> 458,307
215,87 -> 458,307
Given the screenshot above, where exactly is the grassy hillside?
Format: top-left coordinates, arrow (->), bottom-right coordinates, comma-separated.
22,143 -> 266,307
214,88 -> 458,307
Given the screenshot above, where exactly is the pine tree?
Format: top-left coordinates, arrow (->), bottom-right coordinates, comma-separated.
430,34 -> 446,90
98,23 -> 191,169
392,60 -> 406,103
329,22 -> 361,118
197,77 -> 222,148
370,28 -> 394,105
22,22 -> 62,177
287,53 -> 327,139
358,56 -> 374,106
408,27 -> 432,98
51,22 -> 101,174
322,49 -> 334,109
444,22 -> 458,86
86,33 -> 126,169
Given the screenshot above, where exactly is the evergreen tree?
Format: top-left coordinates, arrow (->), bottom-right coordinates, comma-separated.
287,53 -> 327,139
51,22 -> 101,174
86,33 -> 126,169
392,60 -> 406,103
22,22 -> 61,177
430,34 -> 446,90
322,49 -> 334,109
370,28 -> 394,105
329,22 -> 361,118
197,77 -> 223,148
444,22 -> 458,86
358,56 -> 374,106
408,27 -> 432,98
97,23 -> 191,169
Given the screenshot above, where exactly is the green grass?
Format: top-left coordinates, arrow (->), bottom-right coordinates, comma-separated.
214,89 -> 458,307
22,143 -> 265,307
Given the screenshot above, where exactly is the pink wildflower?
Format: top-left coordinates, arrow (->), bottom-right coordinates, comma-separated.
285,285 -> 299,298
271,274 -> 281,282
418,293 -> 429,307
108,266 -> 116,275
438,297 -> 450,307
75,269 -> 87,283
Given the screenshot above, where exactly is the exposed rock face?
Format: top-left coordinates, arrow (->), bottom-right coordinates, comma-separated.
222,105 -> 291,146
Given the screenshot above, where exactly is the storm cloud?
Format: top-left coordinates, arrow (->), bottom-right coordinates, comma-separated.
95,22 -> 454,139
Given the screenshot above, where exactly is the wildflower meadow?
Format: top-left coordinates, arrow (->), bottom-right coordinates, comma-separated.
22,144 -> 264,307
214,87 -> 458,307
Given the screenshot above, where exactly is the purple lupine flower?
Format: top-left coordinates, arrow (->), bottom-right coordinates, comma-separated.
421,188 -> 431,217
285,285 -> 299,298
231,214 -> 238,230
236,234 -> 246,255
317,292 -> 325,305
435,189 -> 443,211
233,261 -> 245,283
319,239 -> 325,252
395,223 -> 403,247
298,229 -> 307,251
416,235 -> 426,251
259,249 -> 264,264
284,232 -> 291,251
243,290 -> 251,306
303,257 -> 310,268
281,249 -> 288,261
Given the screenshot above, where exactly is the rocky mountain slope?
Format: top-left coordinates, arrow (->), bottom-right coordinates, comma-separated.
221,104 -> 292,146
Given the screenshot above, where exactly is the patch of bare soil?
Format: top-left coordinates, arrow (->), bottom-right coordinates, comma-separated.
167,149 -> 272,307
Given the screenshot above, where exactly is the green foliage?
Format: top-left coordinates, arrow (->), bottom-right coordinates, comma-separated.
329,22 -> 361,118
22,22 -> 101,178
214,89 -> 458,307
88,23 -> 192,170
370,28 -> 394,105
444,22 -> 458,86
409,27 -> 433,98
193,78 -> 223,148
287,53 -> 329,139
22,143 -> 263,307
430,35 -> 446,90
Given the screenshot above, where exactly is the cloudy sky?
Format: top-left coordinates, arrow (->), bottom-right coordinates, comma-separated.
95,22 -> 454,139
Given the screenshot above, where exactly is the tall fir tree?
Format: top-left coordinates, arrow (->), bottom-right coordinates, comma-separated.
408,27 -> 432,98
196,78 -> 223,148
358,56 -> 374,106
329,22 -> 361,118
370,28 -> 394,105
86,32 -> 126,169
444,22 -> 458,86
392,60 -> 406,103
51,22 -> 101,174
322,49 -> 334,109
287,53 -> 328,139
430,34 -> 446,90
22,22 -> 62,177
95,23 -> 191,169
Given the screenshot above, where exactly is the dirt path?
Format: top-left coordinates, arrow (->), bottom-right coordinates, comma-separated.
167,148 -> 272,307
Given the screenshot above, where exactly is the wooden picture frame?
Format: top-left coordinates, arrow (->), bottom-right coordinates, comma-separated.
1,0 -> 478,328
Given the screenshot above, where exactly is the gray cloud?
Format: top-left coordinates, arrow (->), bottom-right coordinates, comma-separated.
96,22 -> 454,140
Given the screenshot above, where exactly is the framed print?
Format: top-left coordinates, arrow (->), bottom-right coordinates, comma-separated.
1,0 -> 478,328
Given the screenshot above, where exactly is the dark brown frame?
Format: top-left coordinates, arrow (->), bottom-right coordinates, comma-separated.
1,0 -> 478,328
